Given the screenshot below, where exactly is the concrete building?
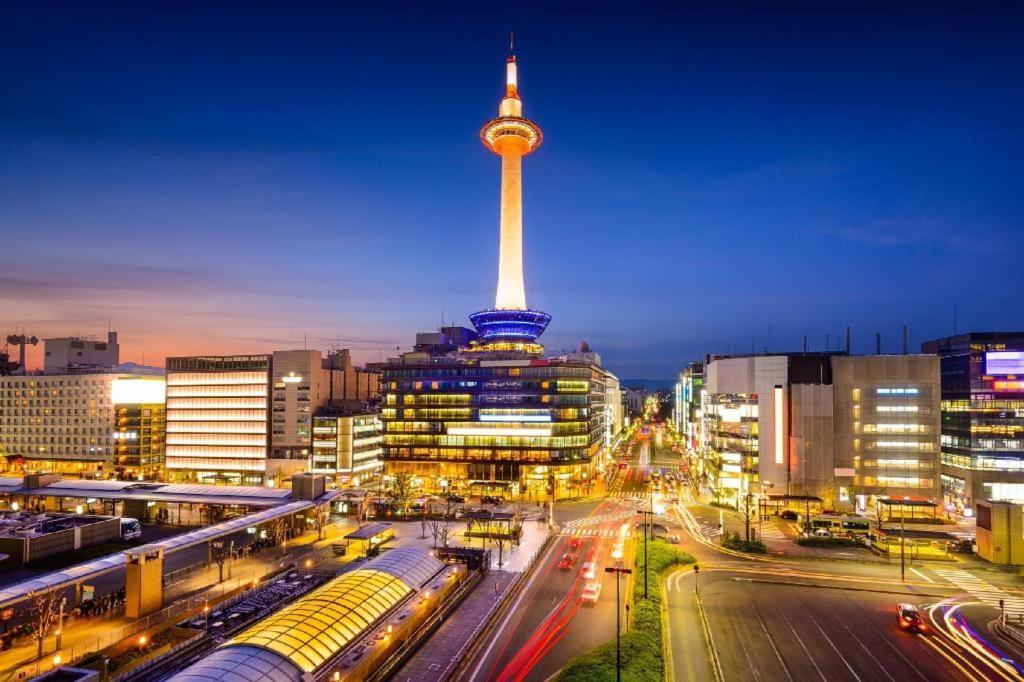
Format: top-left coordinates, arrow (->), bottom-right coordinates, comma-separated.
975,500 -> 1024,565
1,373 -> 119,478
166,350 -> 380,486
43,332 -> 119,374
699,352 -> 941,513
111,376 -> 166,480
165,355 -> 273,485
922,332 -> 1024,512
311,410 -> 383,484
832,354 -> 941,509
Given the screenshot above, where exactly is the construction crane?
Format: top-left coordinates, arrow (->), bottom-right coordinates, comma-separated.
5,333 -> 38,375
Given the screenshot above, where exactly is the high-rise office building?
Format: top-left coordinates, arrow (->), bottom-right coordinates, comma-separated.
165,355 -> 272,485
166,350 -> 380,485
311,410 -> 383,483
922,332 -> 1024,511
111,376 -> 166,480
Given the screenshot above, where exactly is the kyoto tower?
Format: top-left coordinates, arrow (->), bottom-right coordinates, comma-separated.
470,42 -> 551,351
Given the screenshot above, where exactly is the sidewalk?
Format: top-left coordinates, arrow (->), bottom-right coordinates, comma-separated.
391,571 -> 516,682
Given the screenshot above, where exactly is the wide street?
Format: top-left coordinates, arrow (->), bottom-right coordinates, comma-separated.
463,423 -> 1024,682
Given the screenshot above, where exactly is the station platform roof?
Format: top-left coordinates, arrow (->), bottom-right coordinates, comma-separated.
0,477 -> 295,508
169,548 -> 445,682
0,499 -> 322,610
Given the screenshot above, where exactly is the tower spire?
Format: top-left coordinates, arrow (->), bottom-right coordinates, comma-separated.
470,43 -> 550,350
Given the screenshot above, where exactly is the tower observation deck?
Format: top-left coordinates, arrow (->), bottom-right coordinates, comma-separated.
470,45 -> 551,350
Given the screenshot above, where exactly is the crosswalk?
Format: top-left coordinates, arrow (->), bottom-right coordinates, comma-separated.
561,509 -> 635,530
932,567 -> 1024,617
557,527 -> 626,538
609,490 -> 652,500
759,525 -> 786,541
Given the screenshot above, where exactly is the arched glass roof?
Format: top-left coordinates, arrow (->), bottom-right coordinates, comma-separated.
169,548 -> 444,681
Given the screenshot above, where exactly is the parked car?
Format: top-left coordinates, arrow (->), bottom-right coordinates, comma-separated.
896,603 -> 927,633
480,495 -> 504,506
780,510 -> 799,521
446,494 -> 466,504
947,538 -> 974,554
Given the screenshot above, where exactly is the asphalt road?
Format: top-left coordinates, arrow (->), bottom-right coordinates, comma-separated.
463,466 -> 650,681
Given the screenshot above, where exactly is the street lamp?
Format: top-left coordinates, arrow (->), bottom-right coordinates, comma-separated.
605,566 -> 633,682
636,509 -> 654,599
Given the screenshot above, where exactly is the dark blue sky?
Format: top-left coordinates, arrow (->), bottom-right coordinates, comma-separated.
2,1 -> 1022,378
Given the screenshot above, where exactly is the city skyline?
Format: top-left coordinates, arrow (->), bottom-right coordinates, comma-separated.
3,1 -> 1022,379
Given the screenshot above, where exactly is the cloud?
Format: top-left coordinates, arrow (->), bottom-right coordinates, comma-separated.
818,217 -> 1006,254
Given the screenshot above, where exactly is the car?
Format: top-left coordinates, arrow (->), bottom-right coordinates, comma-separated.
480,495 -> 504,506
581,581 -> 602,605
581,561 -> 597,579
811,528 -> 831,538
446,494 -> 466,504
568,536 -> 582,550
558,553 -> 577,570
780,510 -> 799,521
897,603 -> 927,632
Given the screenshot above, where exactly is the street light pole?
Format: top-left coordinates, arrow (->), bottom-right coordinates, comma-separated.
605,566 -> 633,682
637,509 -> 654,599
900,503 -> 906,582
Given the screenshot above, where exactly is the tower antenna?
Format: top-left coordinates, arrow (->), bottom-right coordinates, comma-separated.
509,31 -> 514,55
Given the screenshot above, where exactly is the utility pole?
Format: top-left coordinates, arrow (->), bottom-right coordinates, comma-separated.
605,566 -> 633,682
637,509 -> 654,598
900,503 -> 906,582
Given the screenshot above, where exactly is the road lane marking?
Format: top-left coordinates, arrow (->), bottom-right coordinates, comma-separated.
806,611 -> 862,681
780,610 -> 827,682
909,567 -> 934,583
752,603 -> 794,682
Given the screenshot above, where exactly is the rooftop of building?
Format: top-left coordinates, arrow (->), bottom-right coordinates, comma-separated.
168,548 -> 445,682
0,511 -> 115,538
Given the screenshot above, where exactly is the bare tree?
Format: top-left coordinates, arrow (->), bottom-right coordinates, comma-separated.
271,517 -> 289,557
311,503 -> 331,541
510,506 -> 524,547
419,506 -> 429,539
493,529 -> 507,568
29,590 -> 63,661
212,541 -> 229,582
437,516 -> 453,548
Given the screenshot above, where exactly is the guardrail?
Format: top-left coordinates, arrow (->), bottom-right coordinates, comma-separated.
443,528 -> 554,680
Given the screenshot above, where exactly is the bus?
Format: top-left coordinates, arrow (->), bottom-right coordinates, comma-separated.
120,517 -> 142,540
810,515 -> 871,536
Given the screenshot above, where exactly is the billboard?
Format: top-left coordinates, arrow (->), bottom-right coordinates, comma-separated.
986,351 -> 1024,376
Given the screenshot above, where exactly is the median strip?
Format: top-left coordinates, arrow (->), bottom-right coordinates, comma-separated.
558,538 -> 694,682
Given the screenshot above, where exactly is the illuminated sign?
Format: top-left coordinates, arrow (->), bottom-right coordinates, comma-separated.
282,374 -> 303,384
987,351 -> 1024,376
447,426 -> 552,437
774,386 -> 784,465
111,378 -> 166,405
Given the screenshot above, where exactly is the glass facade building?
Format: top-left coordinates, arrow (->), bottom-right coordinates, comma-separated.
380,357 -> 606,500
922,332 -> 1024,511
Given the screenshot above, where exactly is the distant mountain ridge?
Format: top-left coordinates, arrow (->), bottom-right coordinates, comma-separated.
620,378 -> 675,391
